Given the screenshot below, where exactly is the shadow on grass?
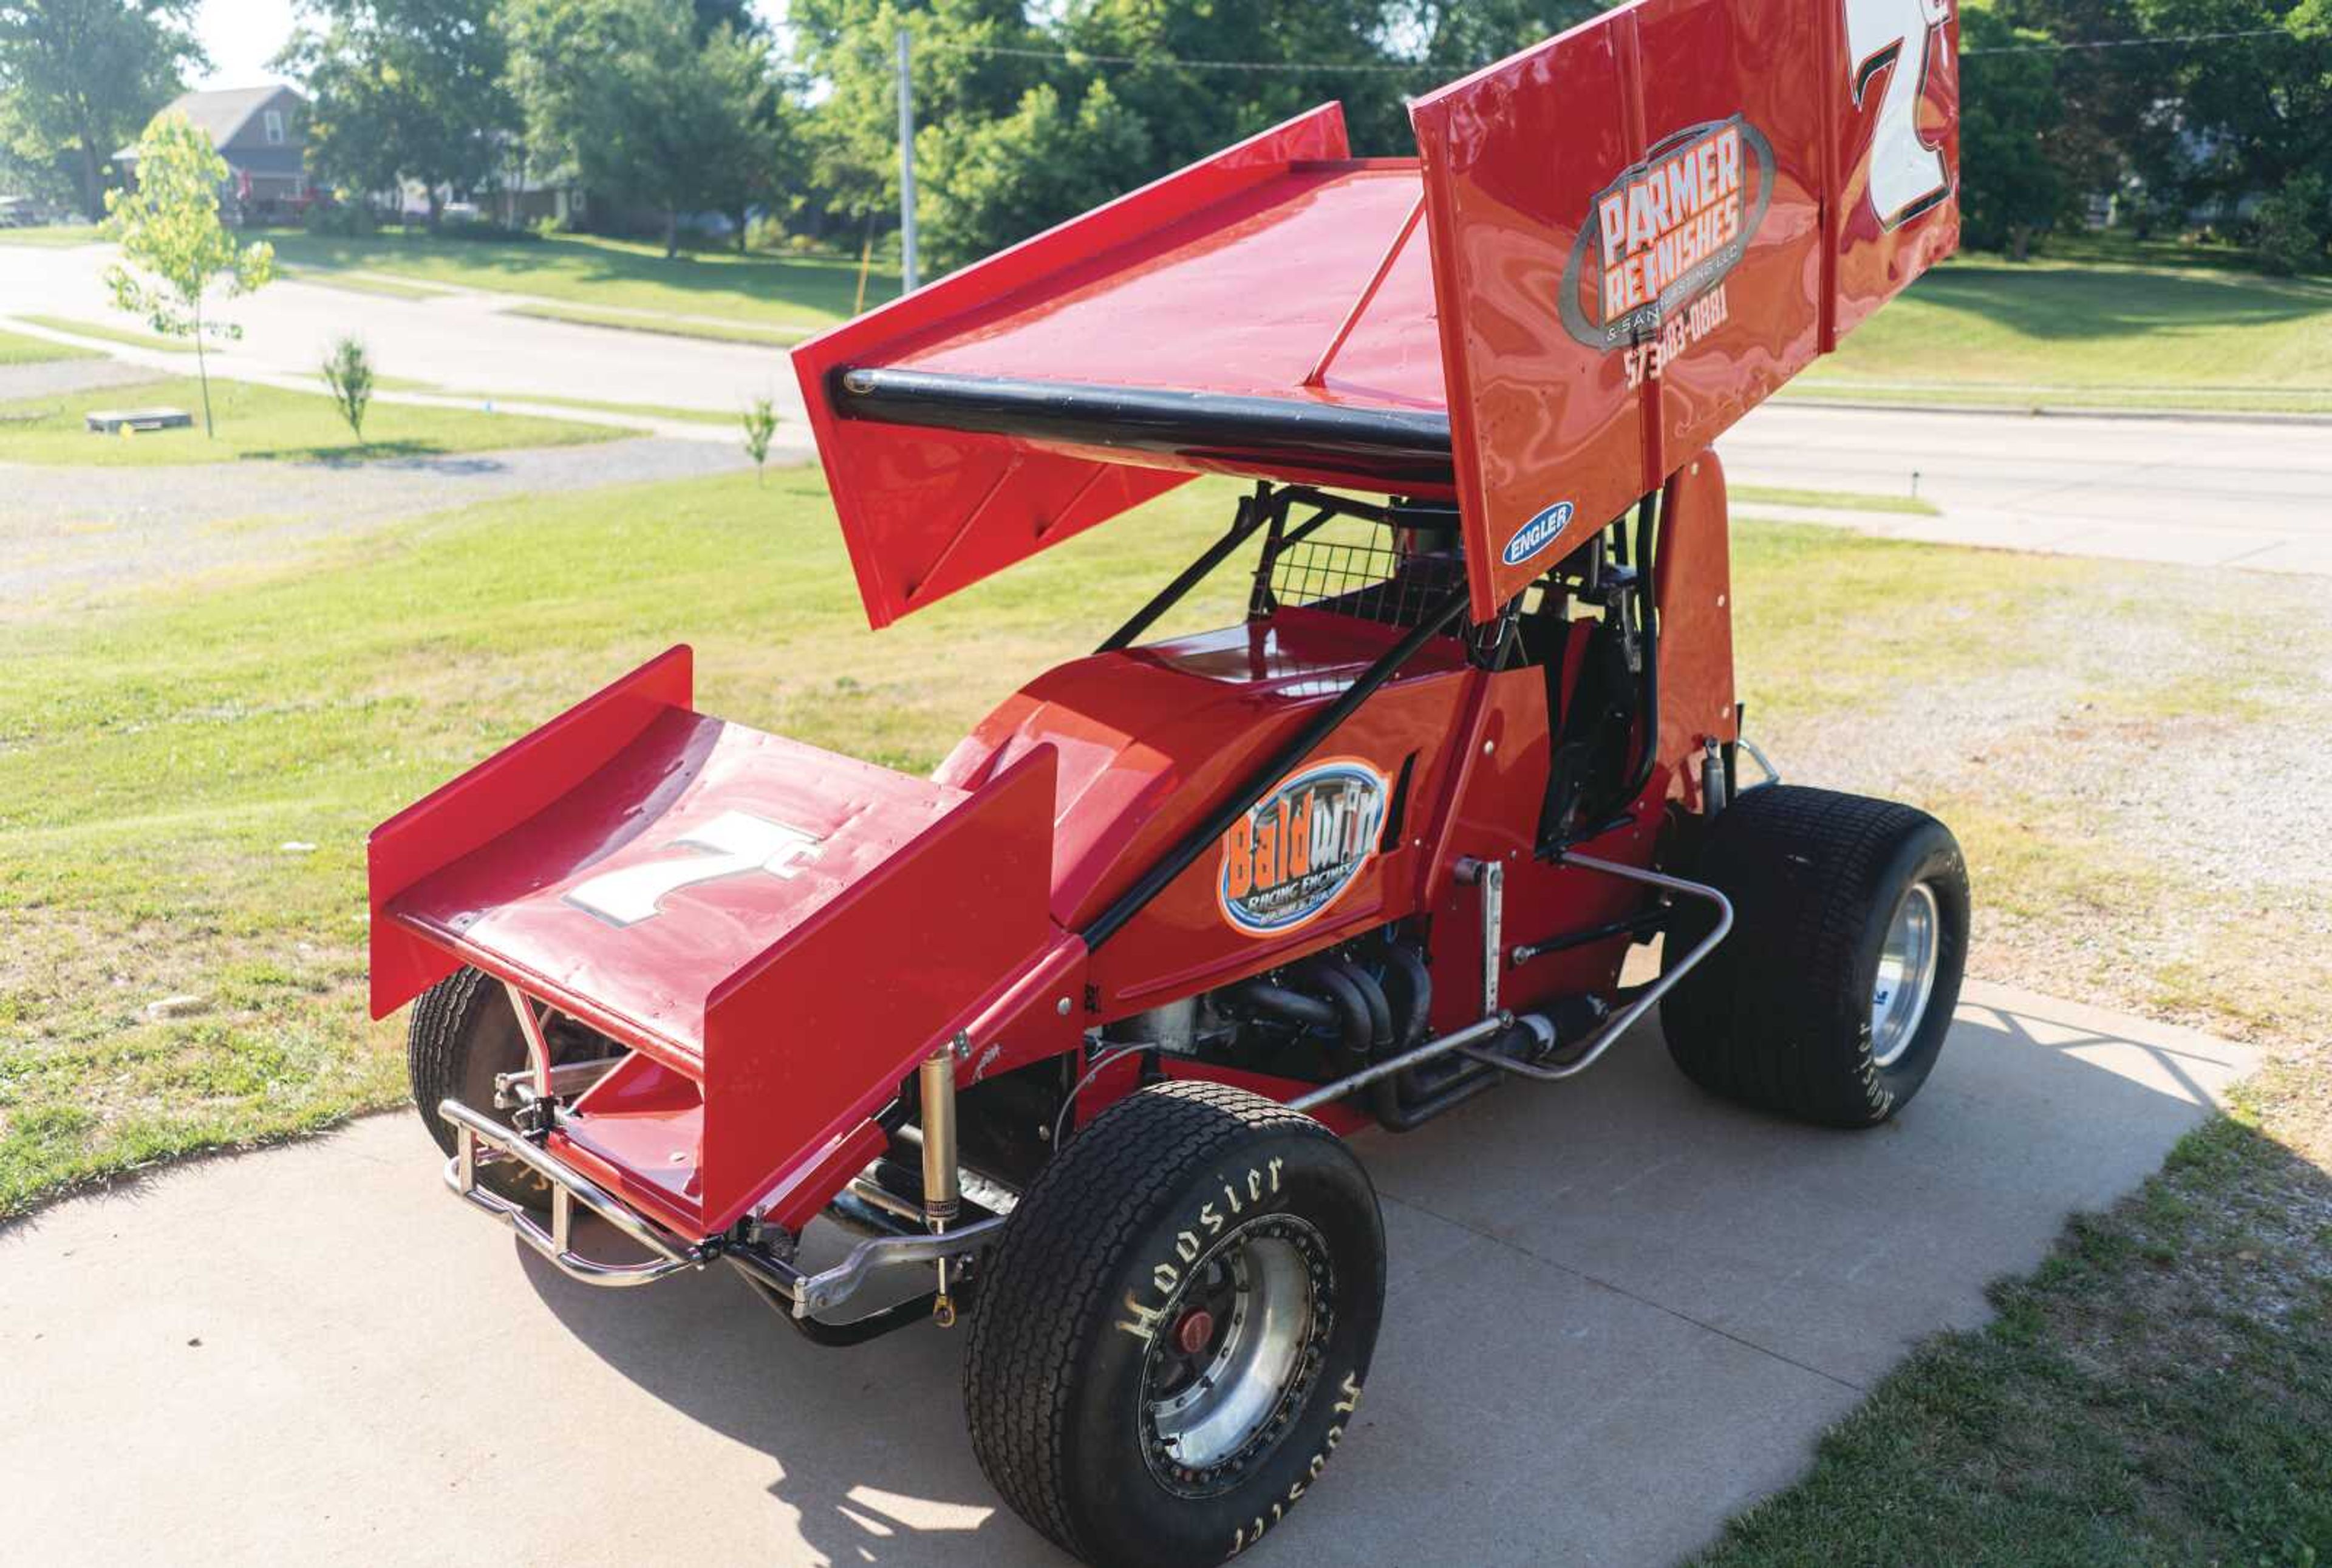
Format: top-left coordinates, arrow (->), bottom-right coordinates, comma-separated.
1912,262 -> 2332,343
239,441 -> 508,473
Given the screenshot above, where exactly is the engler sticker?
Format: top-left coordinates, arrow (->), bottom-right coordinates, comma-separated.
1218,759 -> 1388,935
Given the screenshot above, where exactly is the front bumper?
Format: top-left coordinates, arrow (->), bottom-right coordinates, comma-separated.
439,1098 -> 1006,1321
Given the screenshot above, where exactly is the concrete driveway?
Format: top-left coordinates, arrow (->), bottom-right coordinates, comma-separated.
0,980 -> 2251,1567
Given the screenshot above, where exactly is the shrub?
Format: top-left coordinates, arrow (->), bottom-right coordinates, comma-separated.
321,336 -> 374,443
304,199 -> 376,237
741,395 -> 777,485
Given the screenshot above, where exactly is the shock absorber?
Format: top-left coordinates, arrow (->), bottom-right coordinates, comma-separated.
919,1042 -> 963,1327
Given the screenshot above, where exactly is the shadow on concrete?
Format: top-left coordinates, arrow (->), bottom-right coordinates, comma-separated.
519,983 -> 2253,1567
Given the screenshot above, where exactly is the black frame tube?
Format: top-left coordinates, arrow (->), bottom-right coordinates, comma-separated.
1080,585 -> 1472,951
1098,485 -> 1274,653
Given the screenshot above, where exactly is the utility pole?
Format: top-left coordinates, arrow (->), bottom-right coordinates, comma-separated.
896,27 -> 919,293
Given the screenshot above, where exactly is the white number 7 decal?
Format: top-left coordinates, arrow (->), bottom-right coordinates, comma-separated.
1844,0 -> 1954,228
565,810 -> 825,927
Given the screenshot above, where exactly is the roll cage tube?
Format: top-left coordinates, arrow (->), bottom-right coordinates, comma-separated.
1538,490 -> 1663,856
1079,581 -> 1471,952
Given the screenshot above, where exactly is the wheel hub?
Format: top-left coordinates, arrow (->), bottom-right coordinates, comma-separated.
1871,881 -> 1942,1069
1139,1216 -> 1334,1497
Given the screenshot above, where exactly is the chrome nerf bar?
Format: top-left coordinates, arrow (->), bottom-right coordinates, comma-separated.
437,1097 -> 1011,1314
439,1098 -> 703,1287
1458,853 -> 1733,1083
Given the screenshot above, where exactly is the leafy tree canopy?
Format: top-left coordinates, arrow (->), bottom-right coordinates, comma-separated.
0,0 -> 203,219
280,0 -> 517,214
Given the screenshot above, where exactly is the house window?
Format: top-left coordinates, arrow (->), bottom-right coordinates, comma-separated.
264,111 -> 285,145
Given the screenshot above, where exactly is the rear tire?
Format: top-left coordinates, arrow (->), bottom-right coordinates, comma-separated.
1662,785 -> 1969,1127
963,1081 -> 1385,1568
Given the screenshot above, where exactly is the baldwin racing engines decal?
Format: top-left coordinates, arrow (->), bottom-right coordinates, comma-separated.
1218,759 -> 1388,936
1558,114 -> 1777,358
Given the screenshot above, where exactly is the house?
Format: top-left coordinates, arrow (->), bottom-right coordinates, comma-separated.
114,85 -> 311,225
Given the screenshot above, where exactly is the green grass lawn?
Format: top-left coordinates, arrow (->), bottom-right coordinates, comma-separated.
505,299 -> 810,347
1796,254 -> 2332,414
262,230 -> 894,333
277,267 -> 451,301
1729,484 -> 1938,516
0,326 -> 100,366
16,313 -> 196,354
0,224 -> 102,247
447,390 -> 744,425
0,375 -> 619,465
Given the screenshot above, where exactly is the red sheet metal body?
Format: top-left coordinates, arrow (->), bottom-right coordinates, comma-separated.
794,0 -> 1958,627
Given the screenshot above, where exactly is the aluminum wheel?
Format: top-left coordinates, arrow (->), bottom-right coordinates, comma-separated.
1870,881 -> 1941,1068
1140,1216 -> 1329,1495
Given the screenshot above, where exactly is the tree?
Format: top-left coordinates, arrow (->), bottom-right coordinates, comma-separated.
279,0 -> 516,224
502,0 -> 784,254
2118,0 -> 2332,225
917,78 -> 1148,271
1959,2 -> 2068,256
740,393 -> 776,481
322,335 -> 375,441
785,0 -> 1043,233
0,0 -> 204,221
101,114 -> 275,437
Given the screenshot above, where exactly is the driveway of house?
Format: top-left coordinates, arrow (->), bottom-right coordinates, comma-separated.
0,982 -> 2252,1566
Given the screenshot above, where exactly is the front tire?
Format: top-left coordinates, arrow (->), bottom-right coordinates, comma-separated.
963,1081 -> 1385,1568
1662,785 -> 1969,1126
407,965 -> 595,1208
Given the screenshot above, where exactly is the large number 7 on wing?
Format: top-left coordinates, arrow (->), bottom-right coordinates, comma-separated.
565,810 -> 825,927
1844,0 -> 1954,228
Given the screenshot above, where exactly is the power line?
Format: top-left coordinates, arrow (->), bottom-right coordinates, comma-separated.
939,41 -> 1444,75
921,26 -> 2305,77
1962,26 -> 2294,55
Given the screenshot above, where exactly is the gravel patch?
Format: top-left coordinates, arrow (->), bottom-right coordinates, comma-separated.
2,436 -> 752,607
0,359 -> 162,401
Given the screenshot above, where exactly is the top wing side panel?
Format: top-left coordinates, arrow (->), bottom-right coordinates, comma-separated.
1412,0 -> 1960,618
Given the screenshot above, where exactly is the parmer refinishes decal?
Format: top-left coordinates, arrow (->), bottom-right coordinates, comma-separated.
1559,115 -> 1777,354
1219,759 -> 1388,935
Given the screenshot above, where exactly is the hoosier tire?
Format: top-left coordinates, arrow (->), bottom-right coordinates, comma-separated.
962,1081 -> 1385,1568
1661,784 -> 1969,1127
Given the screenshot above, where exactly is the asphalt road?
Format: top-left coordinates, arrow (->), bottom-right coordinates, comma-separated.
0,983 -> 2252,1567
7,239 -> 2328,571
0,238 -> 806,445
1717,402 -> 2332,573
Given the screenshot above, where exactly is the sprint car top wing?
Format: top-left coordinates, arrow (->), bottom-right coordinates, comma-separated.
792,0 -> 1959,627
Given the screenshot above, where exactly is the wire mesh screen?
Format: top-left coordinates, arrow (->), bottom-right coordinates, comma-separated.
1256,518 -> 1467,629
